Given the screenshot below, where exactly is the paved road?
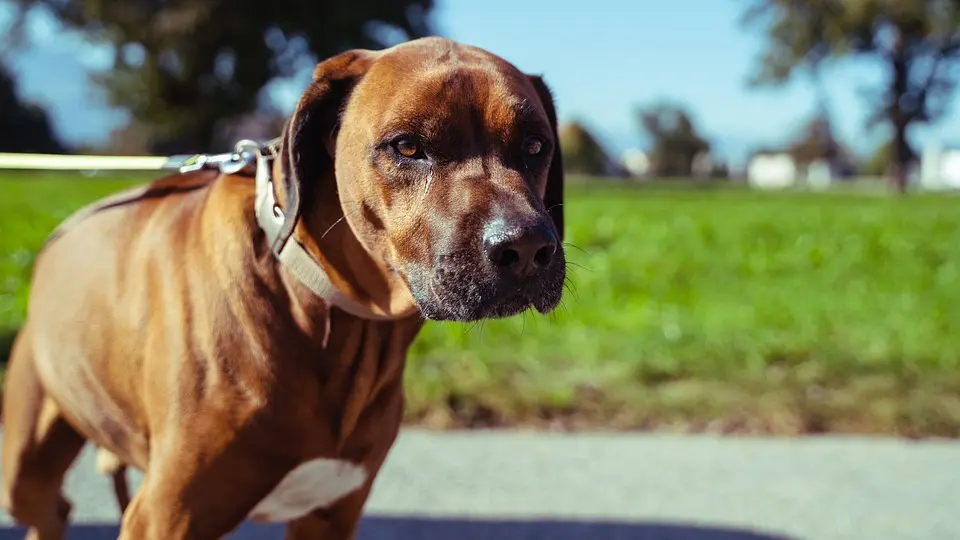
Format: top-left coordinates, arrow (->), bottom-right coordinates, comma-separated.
0,428 -> 957,539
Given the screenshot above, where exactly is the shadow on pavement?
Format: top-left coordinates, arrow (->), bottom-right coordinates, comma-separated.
0,515 -> 796,539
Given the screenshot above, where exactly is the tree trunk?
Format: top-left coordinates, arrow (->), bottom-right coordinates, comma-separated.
891,121 -> 911,194
888,30 -> 911,195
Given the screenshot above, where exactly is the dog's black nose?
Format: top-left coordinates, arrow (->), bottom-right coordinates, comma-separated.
484,219 -> 557,278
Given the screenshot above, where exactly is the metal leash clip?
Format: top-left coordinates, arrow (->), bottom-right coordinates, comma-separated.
173,138 -> 268,176
220,139 -> 265,176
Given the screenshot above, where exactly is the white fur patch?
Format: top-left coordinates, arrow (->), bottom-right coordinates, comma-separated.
248,458 -> 368,523
95,447 -> 124,475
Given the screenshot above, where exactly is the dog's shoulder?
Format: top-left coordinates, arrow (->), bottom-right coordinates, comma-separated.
41,168 -> 220,254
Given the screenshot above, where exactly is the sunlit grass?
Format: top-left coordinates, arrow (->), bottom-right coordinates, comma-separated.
2,174 -> 959,436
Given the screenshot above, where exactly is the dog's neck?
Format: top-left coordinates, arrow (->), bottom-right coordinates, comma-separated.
199,170 -> 423,449
261,155 -> 420,323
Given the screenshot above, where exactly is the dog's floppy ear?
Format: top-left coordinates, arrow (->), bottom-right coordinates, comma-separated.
527,75 -> 565,241
273,49 -> 377,249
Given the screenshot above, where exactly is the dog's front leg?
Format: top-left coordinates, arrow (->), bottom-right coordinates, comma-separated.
116,433 -> 293,540
282,480 -> 375,540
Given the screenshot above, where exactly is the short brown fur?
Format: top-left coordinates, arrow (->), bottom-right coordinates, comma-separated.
1,37 -> 565,539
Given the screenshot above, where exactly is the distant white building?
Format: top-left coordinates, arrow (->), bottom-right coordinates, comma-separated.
746,152 -> 797,189
745,150 -> 858,189
920,142 -> 960,190
805,157 -> 857,189
691,151 -> 714,178
806,159 -> 834,189
620,148 -> 650,178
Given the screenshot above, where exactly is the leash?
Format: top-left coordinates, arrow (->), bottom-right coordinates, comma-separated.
11,138 -> 397,321
0,141 -> 277,173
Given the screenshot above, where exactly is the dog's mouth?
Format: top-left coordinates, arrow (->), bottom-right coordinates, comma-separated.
404,251 -> 566,322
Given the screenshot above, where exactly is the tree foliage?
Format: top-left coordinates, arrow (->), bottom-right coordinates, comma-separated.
861,139 -> 895,177
559,121 -> 615,177
636,102 -> 711,177
786,109 -> 839,165
0,62 -> 64,153
7,0 -> 435,153
786,108 -> 860,179
742,0 -> 960,192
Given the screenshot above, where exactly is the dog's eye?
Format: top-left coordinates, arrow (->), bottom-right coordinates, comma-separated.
393,137 -> 423,159
523,137 -> 544,156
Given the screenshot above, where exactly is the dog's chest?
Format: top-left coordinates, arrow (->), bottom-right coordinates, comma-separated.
248,458 -> 368,522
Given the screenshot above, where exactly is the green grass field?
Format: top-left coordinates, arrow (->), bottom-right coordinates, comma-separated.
2,173 -> 960,437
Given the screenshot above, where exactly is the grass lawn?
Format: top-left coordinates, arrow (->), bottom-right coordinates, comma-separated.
2,173 -> 960,437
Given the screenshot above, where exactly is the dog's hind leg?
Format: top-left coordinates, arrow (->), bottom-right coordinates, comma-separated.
96,447 -> 131,514
1,328 -> 87,540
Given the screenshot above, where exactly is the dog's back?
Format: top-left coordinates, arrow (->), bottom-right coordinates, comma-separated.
15,169 -> 223,468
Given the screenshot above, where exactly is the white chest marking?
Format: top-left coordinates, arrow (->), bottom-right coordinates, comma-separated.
248,458 -> 368,523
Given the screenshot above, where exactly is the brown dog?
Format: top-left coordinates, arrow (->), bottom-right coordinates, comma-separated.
1,36 -> 565,539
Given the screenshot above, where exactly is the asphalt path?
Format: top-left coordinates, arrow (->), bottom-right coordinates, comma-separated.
0,428 -> 957,539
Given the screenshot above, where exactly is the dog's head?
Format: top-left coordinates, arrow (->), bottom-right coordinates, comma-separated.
276,37 -> 565,322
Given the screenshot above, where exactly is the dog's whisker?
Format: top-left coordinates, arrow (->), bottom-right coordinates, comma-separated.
562,277 -> 581,304
567,279 -> 582,298
463,319 -> 481,337
547,300 -> 565,322
563,242 -> 590,256
321,215 -> 348,240
318,200 -> 369,240
422,171 -> 434,201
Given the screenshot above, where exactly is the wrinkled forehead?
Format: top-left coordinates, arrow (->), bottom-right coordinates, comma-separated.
347,43 -> 549,138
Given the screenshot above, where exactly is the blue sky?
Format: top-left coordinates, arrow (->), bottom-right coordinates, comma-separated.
3,0 -> 960,168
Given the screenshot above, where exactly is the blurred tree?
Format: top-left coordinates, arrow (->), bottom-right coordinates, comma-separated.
636,102 -> 711,177
559,121 -> 615,176
787,108 -> 842,167
710,161 -> 730,179
7,0 -> 435,153
103,120 -> 155,156
787,108 -> 862,181
0,62 -> 65,153
742,0 -> 960,193
860,138 -> 915,177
